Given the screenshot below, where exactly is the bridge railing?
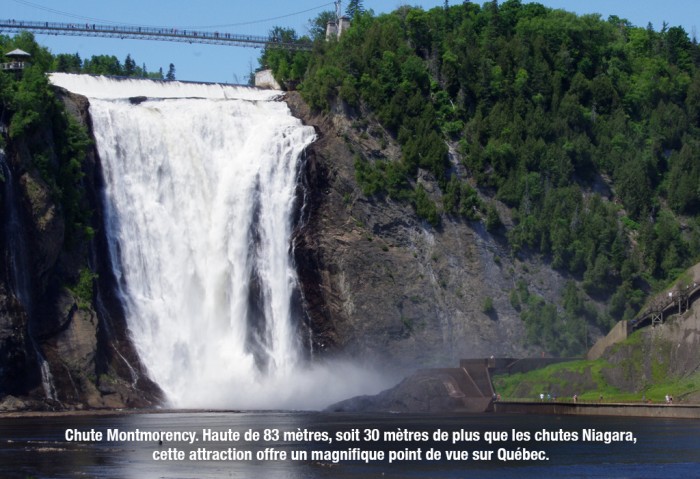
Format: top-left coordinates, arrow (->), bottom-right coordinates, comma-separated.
0,19 -> 312,51
629,282 -> 700,330
0,61 -> 27,70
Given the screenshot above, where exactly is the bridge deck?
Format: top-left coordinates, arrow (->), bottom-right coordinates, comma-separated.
0,19 -> 312,51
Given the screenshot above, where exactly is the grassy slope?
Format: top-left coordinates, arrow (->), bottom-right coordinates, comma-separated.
493,346 -> 700,403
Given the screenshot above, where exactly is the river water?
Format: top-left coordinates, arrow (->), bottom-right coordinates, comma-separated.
1,411 -> 698,478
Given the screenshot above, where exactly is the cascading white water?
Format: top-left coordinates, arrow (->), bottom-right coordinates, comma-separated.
50,74 -> 385,409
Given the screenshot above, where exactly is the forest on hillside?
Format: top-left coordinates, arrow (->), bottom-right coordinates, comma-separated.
261,1 -> 700,354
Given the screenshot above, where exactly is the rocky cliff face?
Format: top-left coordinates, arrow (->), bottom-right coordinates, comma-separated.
0,89 -> 161,410
287,93 -> 577,369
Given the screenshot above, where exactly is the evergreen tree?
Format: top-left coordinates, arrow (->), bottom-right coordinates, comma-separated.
53,53 -> 81,72
345,0 -> 364,19
166,63 -> 176,81
124,54 -> 136,76
308,11 -> 337,41
83,55 -> 123,75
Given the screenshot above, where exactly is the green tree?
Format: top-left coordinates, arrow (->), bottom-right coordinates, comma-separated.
667,140 -> 700,214
307,11 -> 337,40
124,54 -> 136,76
8,64 -> 54,138
485,205 -> 502,232
82,55 -> 123,75
166,63 -> 176,81
345,0 -> 364,20
259,27 -> 311,88
413,184 -> 440,226
53,53 -> 82,73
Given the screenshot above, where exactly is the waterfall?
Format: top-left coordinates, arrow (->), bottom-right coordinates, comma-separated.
1,149 -> 58,401
50,74 -> 384,409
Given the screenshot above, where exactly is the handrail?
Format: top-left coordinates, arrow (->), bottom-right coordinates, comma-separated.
629,282 -> 700,329
0,61 -> 28,70
0,19 -> 312,51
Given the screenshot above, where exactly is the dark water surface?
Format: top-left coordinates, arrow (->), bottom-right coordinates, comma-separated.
1,411 -> 698,478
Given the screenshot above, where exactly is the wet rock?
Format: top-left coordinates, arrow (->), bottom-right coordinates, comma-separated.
326,369 -> 482,413
0,395 -> 29,411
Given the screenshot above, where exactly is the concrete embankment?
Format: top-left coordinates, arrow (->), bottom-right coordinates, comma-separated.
494,401 -> 700,419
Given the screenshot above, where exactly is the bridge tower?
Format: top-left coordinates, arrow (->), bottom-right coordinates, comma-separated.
326,0 -> 351,41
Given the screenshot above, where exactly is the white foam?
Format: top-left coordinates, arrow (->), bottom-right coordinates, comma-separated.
50,72 -> 279,101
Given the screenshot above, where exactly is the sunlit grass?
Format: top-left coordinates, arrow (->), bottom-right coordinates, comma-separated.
493,358 -> 700,404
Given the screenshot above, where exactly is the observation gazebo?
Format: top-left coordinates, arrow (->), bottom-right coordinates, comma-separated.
1,48 -> 31,71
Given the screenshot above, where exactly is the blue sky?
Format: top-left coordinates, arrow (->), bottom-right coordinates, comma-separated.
4,0 -> 700,84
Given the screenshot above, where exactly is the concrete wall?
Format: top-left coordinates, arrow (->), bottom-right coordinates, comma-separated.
337,17 -> 351,37
495,401 -> 700,419
325,17 -> 350,41
586,320 -> 629,360
325,21 -> 337,41
254,69 -> 281,90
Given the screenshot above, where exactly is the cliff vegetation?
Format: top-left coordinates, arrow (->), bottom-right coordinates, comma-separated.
262,1 -> 700,357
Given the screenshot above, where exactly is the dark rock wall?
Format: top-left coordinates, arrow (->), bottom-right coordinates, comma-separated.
286,92 -> 573,369
0,285 -> 36,396
0,89 -> 161,410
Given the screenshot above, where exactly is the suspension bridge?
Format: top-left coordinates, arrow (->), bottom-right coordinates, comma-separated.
0,19 -> 313,51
